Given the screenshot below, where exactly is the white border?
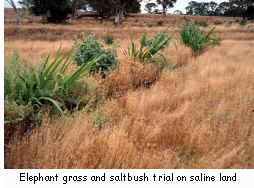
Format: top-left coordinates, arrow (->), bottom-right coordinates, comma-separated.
1,2 -> 254,188
1,0 -> 5,188
4,169 -> 254,188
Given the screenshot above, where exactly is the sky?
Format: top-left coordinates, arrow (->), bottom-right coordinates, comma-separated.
5,0 -> 227,13
141,0 -> 226,13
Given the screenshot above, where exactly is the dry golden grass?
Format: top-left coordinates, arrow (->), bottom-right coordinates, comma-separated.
5,40 -> 254,169
4,7 -> 254,64
4,8 -> 254,168
102,61 -> 160,98
5,22 -> 254,42
4,40 -> 72,63
4,8 -> 254,43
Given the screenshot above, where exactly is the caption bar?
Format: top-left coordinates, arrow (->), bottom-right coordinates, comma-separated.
19,172 -> 238,185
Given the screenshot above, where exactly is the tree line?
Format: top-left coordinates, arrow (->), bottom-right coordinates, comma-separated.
17,0 -> 142,24
145,0 -> 253,19
6,0 -> 253,24
7,0 -> 178,24
185,0 -> 253,19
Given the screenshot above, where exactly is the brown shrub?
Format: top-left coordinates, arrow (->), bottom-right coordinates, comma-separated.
164,43 -> 192,68
102,61 -> 160,98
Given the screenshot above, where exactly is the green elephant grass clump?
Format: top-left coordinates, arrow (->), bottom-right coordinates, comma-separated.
124,31 -> 172,64
4,48 -> 104,124
180,22 -> 219,55
73,34 -> 117,73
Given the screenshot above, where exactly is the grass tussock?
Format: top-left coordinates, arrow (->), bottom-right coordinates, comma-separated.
4,47 -> 105,144
124,31 -> 172,63
102,61 -> 160,98
180,22 -> 218,55
5,41 -> 254,169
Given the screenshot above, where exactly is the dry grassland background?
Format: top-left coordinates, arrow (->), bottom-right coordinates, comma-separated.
4,8 -> 254,169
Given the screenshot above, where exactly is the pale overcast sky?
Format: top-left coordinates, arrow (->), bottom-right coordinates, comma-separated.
141,0 -> 226,13
5,0 -> 227,13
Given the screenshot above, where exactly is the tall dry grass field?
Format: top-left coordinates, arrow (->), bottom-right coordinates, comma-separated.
4,8 -> 254,168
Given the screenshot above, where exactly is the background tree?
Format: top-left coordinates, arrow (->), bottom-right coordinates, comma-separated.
69,0 -> 86,17
85,0 -> 142,24
186,1 -> 205,16
153,8 -> 161,14
125,0 -> 141,14
145,2 -> 158,13
215,1 -> 230,15
156,0 -> 177,16
84,0 -> 113,19
228,0 -> 247,17
208,1 -> 218,16
109,0 -> 128,24
186,0 -> 248,17
5,0 -> 20,24
185,1 -> 196,15
244,0 -> 254,19
173,10 -> 183,15
19,0 -> 73,23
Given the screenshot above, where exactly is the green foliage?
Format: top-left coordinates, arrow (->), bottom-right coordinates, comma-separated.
214,21 -> 223,25
149,54 -> 171,72
185,0 -> 246,17
19,0 -> 73,23
145,2 -> 158,13
156,0 -> 177,14
4,100 -> 29,123
91,108 -> 110,129
239,19 -> 247,26
55,77 -> 99,112
194,21 -> 209,27
124,31 -> 172,63
4,48 -> 103,123
104,34 -> 114,44
180,22 -> 218,54
73,34 -> 117,73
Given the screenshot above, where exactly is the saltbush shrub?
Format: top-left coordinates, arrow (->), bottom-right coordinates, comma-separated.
104,34 -> 114,44
73,34 -> 117,73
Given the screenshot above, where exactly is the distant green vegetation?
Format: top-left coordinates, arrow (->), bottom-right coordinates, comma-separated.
104,34 -> 114,44
73,34 -> 117,73
214,21 -> 224,25
180,22 -> 218,54
124,31 -> 172,63
239,19 -> 247,26
194,21 -> 209,27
